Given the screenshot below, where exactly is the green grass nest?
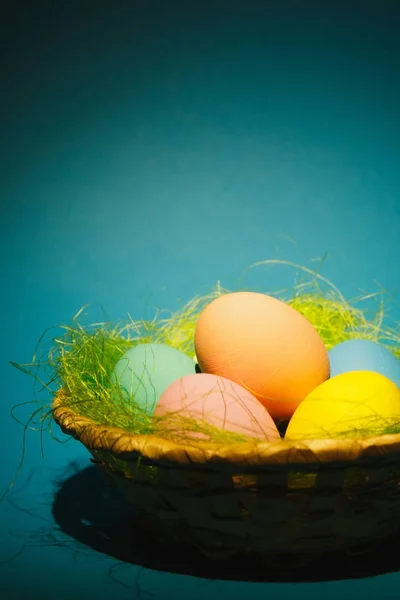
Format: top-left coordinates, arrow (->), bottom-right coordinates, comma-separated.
10,259 -> 400,451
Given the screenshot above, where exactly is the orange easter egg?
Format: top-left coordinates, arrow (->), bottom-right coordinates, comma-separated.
194,292 -> 330,420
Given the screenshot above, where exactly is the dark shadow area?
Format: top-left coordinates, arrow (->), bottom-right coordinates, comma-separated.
52,464 -> 400,583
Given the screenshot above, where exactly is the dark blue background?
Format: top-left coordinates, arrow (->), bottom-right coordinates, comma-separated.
1,1 -> 400,598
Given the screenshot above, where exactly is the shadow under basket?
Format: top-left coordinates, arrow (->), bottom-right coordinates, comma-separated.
52,389 -> 400,560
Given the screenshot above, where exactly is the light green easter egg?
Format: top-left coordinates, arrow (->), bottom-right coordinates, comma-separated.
110,343 -> 197,415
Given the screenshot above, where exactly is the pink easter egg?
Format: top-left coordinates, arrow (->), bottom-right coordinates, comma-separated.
154,373 -> 281,441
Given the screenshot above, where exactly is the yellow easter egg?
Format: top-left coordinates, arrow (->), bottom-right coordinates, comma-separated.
285,370 -> 400,441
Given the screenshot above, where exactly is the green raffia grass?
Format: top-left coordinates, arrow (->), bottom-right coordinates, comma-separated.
6,259 -> 400,499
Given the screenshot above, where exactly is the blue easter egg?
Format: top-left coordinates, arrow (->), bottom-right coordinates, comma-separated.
329,339 -> 400,387
110,343 -> 197,415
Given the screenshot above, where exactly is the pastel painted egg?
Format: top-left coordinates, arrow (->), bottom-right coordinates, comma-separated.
110,343 -> 197,415
285,370 -> 400,441
329,339 -> 400,386
194,292 -> 330,421
154,373 -> 281,441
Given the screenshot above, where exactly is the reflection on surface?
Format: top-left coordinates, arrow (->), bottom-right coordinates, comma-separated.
52,464 -> 400,583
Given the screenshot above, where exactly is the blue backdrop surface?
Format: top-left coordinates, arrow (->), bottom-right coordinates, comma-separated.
1,1 -> 400,598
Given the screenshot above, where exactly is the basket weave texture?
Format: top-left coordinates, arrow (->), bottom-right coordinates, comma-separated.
53,389 -> 400,559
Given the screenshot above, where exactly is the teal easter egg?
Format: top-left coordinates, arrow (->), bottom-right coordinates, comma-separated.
329,339 -> 400,387
111,343 -> 197,415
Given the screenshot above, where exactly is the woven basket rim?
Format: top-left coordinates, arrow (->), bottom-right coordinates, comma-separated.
52,388 -> 400,468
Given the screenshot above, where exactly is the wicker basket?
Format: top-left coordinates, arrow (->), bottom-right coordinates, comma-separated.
52,388 -> 400,560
